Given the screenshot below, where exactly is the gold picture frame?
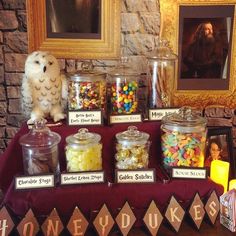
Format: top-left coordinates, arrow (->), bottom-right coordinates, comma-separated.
26,0 -> 120,59
160,0 -> 236,108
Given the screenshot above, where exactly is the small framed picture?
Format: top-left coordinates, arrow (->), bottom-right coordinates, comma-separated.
205,127 -> 235,178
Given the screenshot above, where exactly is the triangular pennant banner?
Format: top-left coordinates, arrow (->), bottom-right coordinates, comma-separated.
205,190 -> 220,225
0,206 -> 14,235
143,200 -> 163,235
41,208 -> 64,236
189,193 -> 205,229
93,204 -> 115,236
67,206 -> 89,235
165,196 -> 185,233
17,209 -> 39,236
115,201 -> 136,236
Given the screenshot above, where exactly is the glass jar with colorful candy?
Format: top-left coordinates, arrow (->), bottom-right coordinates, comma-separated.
115,126 -> 150,169
147,39 -> 177,108
19,119 -> 61,176
68,62 -> 106,112
65,128 -> 102,172
161,107 -> 207,169
107,58 -> 139,115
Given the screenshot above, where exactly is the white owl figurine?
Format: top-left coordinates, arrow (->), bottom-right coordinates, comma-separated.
21,51 -> 68,123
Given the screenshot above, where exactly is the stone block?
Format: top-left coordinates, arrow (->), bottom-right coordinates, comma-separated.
8,98 -> 21,113
0,45 -> 3,64
0,10 -> 18,30
2,0 -> 26,9
0,127 -> 5,138
233,115 -> 236,126
121,13 -> 140,33
4,31 -> 28,53
206,117 -> 232,127
0,116 -> 6,126
5,53 -> 27,72
232,127 -> 236,139
125,33 -> 157,55
0,31 -> 3,43
5,73 -> 23,85
58,59 -> 66,70
0,139 -> 6,149
139,12 -> 160,34
0,86 -> 6,100
0,101 -> 7,114
66,59 -> 76,73
7,114 -> 25,127
6,86 -> 21,99
6,127 -> 19,138
125,0 -> 158,12
0,66 -> 4,84
17,10 -> 27,31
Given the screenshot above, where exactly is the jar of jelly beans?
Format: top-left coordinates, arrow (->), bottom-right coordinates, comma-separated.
65,128 -> 102,172
161,107 -> 207,169
68,62 -> 106,112
115,126 -> 150,169
107,58 -> 139,115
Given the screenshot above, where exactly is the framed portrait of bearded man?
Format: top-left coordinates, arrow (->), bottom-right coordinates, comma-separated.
159,1 -> 236,109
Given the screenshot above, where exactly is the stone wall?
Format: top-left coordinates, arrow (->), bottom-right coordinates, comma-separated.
0,0 -> 236,155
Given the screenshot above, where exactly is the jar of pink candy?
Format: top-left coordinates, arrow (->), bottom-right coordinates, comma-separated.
68,62 -> 106,112
161,107 -> 207,169
107,57 -> 139,115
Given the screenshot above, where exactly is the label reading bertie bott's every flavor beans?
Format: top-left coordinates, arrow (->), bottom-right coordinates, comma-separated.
68,110 -> 102,125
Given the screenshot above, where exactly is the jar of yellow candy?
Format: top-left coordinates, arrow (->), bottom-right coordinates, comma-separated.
65,128 -> 102,172
161,107 -> 207,169
115,126 -> 150,169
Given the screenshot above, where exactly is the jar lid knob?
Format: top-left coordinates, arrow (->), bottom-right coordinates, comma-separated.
179,106 -> 193,120
33,118 -> 47,129
127,126 -> 140,137
75,128 -> 89,140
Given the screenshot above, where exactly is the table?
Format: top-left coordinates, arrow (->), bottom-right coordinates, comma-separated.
0,121 -> 227,234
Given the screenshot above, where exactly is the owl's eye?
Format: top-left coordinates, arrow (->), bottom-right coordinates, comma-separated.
35,60 -> 40,64
49,61 -> 53,66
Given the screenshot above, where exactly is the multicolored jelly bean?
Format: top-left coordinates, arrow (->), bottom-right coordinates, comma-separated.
161,129 -> 206,168
110,81 -> 138,114
68,81 -> 106,110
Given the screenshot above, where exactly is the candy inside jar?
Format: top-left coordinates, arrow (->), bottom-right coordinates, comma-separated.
19,119 -> 61,176
65,128 -> 102,172
161,107 -> 207,169
115,126 -> 150,170
107,58 -> 139,115
68,62 -> 106,111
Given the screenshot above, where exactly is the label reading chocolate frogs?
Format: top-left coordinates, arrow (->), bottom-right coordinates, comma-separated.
15,175 -> 54,190
68,110 -> 102,125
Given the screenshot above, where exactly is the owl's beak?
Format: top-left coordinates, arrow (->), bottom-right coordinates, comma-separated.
43,66 -> 47,73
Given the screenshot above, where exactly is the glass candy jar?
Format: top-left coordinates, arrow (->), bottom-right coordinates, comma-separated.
115,126 -> 150,169
107,58 -> 139,115
65,128 -> 102,172
161,107 -> 207,169
19,119 -> 61,176
68,62 -> 106,112
147,39 -> 177,108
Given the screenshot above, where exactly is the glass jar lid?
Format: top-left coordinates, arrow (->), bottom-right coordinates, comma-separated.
147,39 -> 177,61
19,119 -> 61,147
108,57 -> 138,77
68,61 -> 106,82
116,126 -> 150,145
162,107 -> 207,132
66,128 -> 101,148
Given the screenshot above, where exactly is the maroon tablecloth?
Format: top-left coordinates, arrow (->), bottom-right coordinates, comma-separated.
0,121 -> 223,224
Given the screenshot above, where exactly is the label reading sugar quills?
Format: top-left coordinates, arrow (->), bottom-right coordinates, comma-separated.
110,114 -> 142,124
149,108 -> 179,121
68,110 -> 102,125
171,168 -> 207,179
60,171 -> 105,185
15,175 -> 54,190
115,169 -> 155,183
